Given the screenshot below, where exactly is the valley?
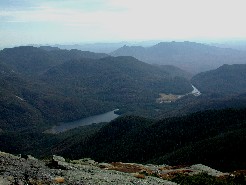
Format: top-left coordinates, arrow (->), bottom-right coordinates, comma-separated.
0,42 -> 246,185
42,84 -> 201,134
1,0 -> 246,184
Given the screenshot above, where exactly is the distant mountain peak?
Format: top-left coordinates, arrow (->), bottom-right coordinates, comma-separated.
111,41 -> 246,73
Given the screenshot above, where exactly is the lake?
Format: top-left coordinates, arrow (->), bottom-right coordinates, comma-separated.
45,109 -> 119,134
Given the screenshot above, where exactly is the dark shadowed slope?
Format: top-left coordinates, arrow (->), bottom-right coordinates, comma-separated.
192,64 -> 246,95
57,108 -> 246,171
0,46 -> 108,76
154,64 -> 193,79
0,47 -> 193,132
41,56 -> 193,103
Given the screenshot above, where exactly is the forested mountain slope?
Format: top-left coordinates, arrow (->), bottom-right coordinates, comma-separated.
57,108 -> 246,171
192,64 -> 246,94
0,46 -> 193,132
41,56 -> 192,98
0,46 -> 108,76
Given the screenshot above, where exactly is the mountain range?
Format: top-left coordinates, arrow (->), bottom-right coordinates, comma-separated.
1,45 -> 246,132
0,43 -> 246,178
0,46 -> 193,131
111,41 -> 246,73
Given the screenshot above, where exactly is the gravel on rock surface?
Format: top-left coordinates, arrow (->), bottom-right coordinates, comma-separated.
0,151 -> 177,185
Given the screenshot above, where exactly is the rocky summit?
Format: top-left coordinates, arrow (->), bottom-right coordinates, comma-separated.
0,151 -> 244,185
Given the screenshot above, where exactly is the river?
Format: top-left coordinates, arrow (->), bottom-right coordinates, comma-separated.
46,85 -> 201,133
45,109 -> 119,134
191,85 -> 201,96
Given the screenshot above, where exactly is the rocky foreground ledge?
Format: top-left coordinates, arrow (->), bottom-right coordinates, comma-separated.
0,151 -> 243,185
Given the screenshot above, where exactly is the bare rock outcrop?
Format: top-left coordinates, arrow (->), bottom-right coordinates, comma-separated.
2,151 -> 244,185
0,151 -> 176,185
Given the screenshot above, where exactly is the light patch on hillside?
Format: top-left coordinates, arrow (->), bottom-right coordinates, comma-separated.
157,84 -> 201,103
156,94 -> 183,103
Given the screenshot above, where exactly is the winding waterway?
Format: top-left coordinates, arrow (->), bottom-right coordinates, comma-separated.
46,85 -> 201,134
190,85 -> 201,96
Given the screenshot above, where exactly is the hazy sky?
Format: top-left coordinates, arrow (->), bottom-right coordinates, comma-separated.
1,0 -> 246,47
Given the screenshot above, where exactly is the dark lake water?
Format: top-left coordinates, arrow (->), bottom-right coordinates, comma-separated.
45,109 -> 119,134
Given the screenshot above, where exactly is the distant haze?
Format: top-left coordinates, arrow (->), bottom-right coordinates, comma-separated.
111,42 -> 246,73
1,0 -> 246,48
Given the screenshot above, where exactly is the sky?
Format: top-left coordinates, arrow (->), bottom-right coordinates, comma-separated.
1,0 -> 246,48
